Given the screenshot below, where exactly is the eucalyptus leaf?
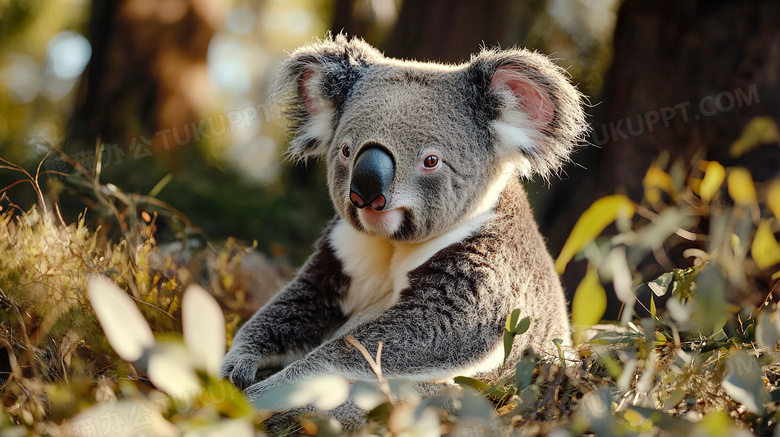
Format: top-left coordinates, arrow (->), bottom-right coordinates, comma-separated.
147,341 -> 201,399
515,355 -> 535,391
453,376 -> 492,392
87,275 -> 155,363
253,375 -> 350,411
515,316 -> 531,335
182,284 -> 226,375
756,309 -> 780,350
555,194 -> 635,274
721,350 -> 769,415
648,272 -> 673,297
458,386 -> 496,421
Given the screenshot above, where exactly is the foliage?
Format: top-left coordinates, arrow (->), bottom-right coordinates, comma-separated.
1,135 -> 779,436
0,159 -> 274,435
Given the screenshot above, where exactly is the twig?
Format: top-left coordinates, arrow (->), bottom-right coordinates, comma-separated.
345,336 -> 393,404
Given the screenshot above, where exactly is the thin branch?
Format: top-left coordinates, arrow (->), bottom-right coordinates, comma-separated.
345,336 -> 393,403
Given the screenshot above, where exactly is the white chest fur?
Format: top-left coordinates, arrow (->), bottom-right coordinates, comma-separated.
328,212 -> 493,336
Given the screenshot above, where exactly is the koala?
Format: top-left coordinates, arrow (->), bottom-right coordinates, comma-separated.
221,35 -> 587,429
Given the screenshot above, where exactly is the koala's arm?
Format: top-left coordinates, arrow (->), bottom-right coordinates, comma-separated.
243,249 -> 506,399
221,221 -> 349,389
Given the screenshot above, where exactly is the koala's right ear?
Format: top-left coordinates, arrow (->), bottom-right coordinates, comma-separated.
273,35 -> 382,161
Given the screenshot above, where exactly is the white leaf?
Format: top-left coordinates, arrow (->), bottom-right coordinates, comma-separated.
182,284 -> 226,375
87,275 -> 155,362
666,298 -> 693,323
755,309 -> 780,350
578,389 -> 615,436
254,375 -> 350,411
67,399 -> 179,437
351,381 -> 388,411
648,272 -> 673,297
388,402 -> 440,437
147,342 -> 202,400
722,350 -> 769,415
609,247 -> 634,303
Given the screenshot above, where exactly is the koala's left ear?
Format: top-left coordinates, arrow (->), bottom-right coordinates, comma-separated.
273,35 -> 382,161
467,49 -> 588,177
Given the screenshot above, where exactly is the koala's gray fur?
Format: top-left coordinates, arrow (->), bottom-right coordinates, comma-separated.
221,35 -> 587,431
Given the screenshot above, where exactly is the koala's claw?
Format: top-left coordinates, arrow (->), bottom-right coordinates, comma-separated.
220,353 -> 260,390
242,380 -> 270,402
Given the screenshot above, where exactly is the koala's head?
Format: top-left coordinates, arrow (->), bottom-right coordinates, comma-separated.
274,35 -> 587,244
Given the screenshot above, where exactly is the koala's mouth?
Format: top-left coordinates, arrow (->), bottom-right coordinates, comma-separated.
356,207 -> 404,235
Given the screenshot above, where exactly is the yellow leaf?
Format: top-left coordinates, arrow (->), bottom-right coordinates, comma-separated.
730,116 -> 780,158
572,267 -> 606,345
727,167 -> 757,207
768,180 -> 780,221
752,220 -> 780,270
556,195 -> 634,274
643,165 -> 673,204
699,161 -> 725,204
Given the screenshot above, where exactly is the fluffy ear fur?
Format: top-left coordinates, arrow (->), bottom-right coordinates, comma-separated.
273,35 -> 383,161
467,49 -> 588,178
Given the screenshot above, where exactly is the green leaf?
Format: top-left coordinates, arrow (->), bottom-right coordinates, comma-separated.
505,308 -> 520,332
661,388 -> 687,411
552,338 -> 565,365
555,195 -> 635,274
628,406 -> 693,434
514,316 -> 530,335
503,309 -> 522,363
453,376 -> 493,393
514,355 -> 535,391
459,387 -> 497,421
365,402 -> 392,425
695,410 -> 743,437
654,331 -> 667,346
147,172 -> 174,197
650,295 -> 657,319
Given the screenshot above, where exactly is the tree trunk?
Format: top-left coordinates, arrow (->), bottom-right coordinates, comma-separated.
67,0 -> 227,161
382,0 -> 547,63
596,0 -> 780,198
544,0 -> 780,311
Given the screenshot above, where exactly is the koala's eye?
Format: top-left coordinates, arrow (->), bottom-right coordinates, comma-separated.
423,155 -> 439,169
340,143 -> 351,159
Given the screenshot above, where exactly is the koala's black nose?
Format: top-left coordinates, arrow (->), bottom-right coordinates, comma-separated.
350,146 -> 394,211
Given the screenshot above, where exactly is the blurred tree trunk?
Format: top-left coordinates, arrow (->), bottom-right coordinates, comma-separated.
67,0 -> 227,161
596,0 -> 780,199
333,0 -> 547,64
382,0 -> 546,63
544,0 -> 780,307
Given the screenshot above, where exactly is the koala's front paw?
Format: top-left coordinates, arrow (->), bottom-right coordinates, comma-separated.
220,348 -> 262,390
242,379 -> 271,402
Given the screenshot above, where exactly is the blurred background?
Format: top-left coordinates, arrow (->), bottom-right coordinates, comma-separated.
0,0 -> 778,311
